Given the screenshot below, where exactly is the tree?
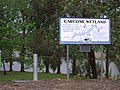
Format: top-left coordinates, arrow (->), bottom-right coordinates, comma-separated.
0,0 -> 21,71
31,0 -> 66,73
16,0 -> 33,72
0,0 -> 34,72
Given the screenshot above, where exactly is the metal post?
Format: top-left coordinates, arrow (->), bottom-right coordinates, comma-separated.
100,13 -> 105,81
33,54 -> 38,81
100,45 -> 104,81
67,45 -> 69,81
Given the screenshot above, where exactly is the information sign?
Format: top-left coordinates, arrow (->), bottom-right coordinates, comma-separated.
60,18 -> 110,44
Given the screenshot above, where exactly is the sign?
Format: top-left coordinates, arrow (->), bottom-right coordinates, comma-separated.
59,18 -> 110,44
80,45 -> 91,52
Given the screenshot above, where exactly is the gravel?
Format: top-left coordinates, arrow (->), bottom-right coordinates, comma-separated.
0,79 -> 120,90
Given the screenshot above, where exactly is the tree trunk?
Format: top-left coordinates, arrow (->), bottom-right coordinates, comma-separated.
44,57 -> 50,73
72,58 -> 76,75
9,59 -> 13,71
3,47 -> 6,75
106,46 -> 109,78
21,62 -> 24,72
20,45 -> 25,72
57,63 -> 61,74
88,49 -> 97,79
46,63 -> 49,73
9,50 -> 13,71
20,27 -> 26,72
3,60 -> 6,75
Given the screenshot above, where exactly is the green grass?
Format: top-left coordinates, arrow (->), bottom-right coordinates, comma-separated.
0,71 -> 66,81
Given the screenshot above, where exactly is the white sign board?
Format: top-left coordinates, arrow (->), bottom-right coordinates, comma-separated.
59,18 -> 110,44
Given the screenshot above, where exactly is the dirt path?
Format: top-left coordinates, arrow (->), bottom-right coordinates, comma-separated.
0,79 -> 120,90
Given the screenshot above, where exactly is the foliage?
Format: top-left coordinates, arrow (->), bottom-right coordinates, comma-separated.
38,58 -> 45,73
76,59 -> 90,77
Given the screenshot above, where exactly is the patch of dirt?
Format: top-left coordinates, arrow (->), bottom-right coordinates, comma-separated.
0,79 -> 120,90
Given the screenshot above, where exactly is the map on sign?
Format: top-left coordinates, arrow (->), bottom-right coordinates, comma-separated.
59,18 -> 110,44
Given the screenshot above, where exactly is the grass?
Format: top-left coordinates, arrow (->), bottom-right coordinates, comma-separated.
0,71 -> 66,81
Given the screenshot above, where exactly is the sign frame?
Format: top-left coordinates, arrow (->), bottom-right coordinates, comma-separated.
59,17 -> 111,44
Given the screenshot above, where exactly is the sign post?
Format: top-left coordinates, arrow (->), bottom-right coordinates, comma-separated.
33,54 -> 38,81
67,45 -> 70,81
100,45 -> 104,81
